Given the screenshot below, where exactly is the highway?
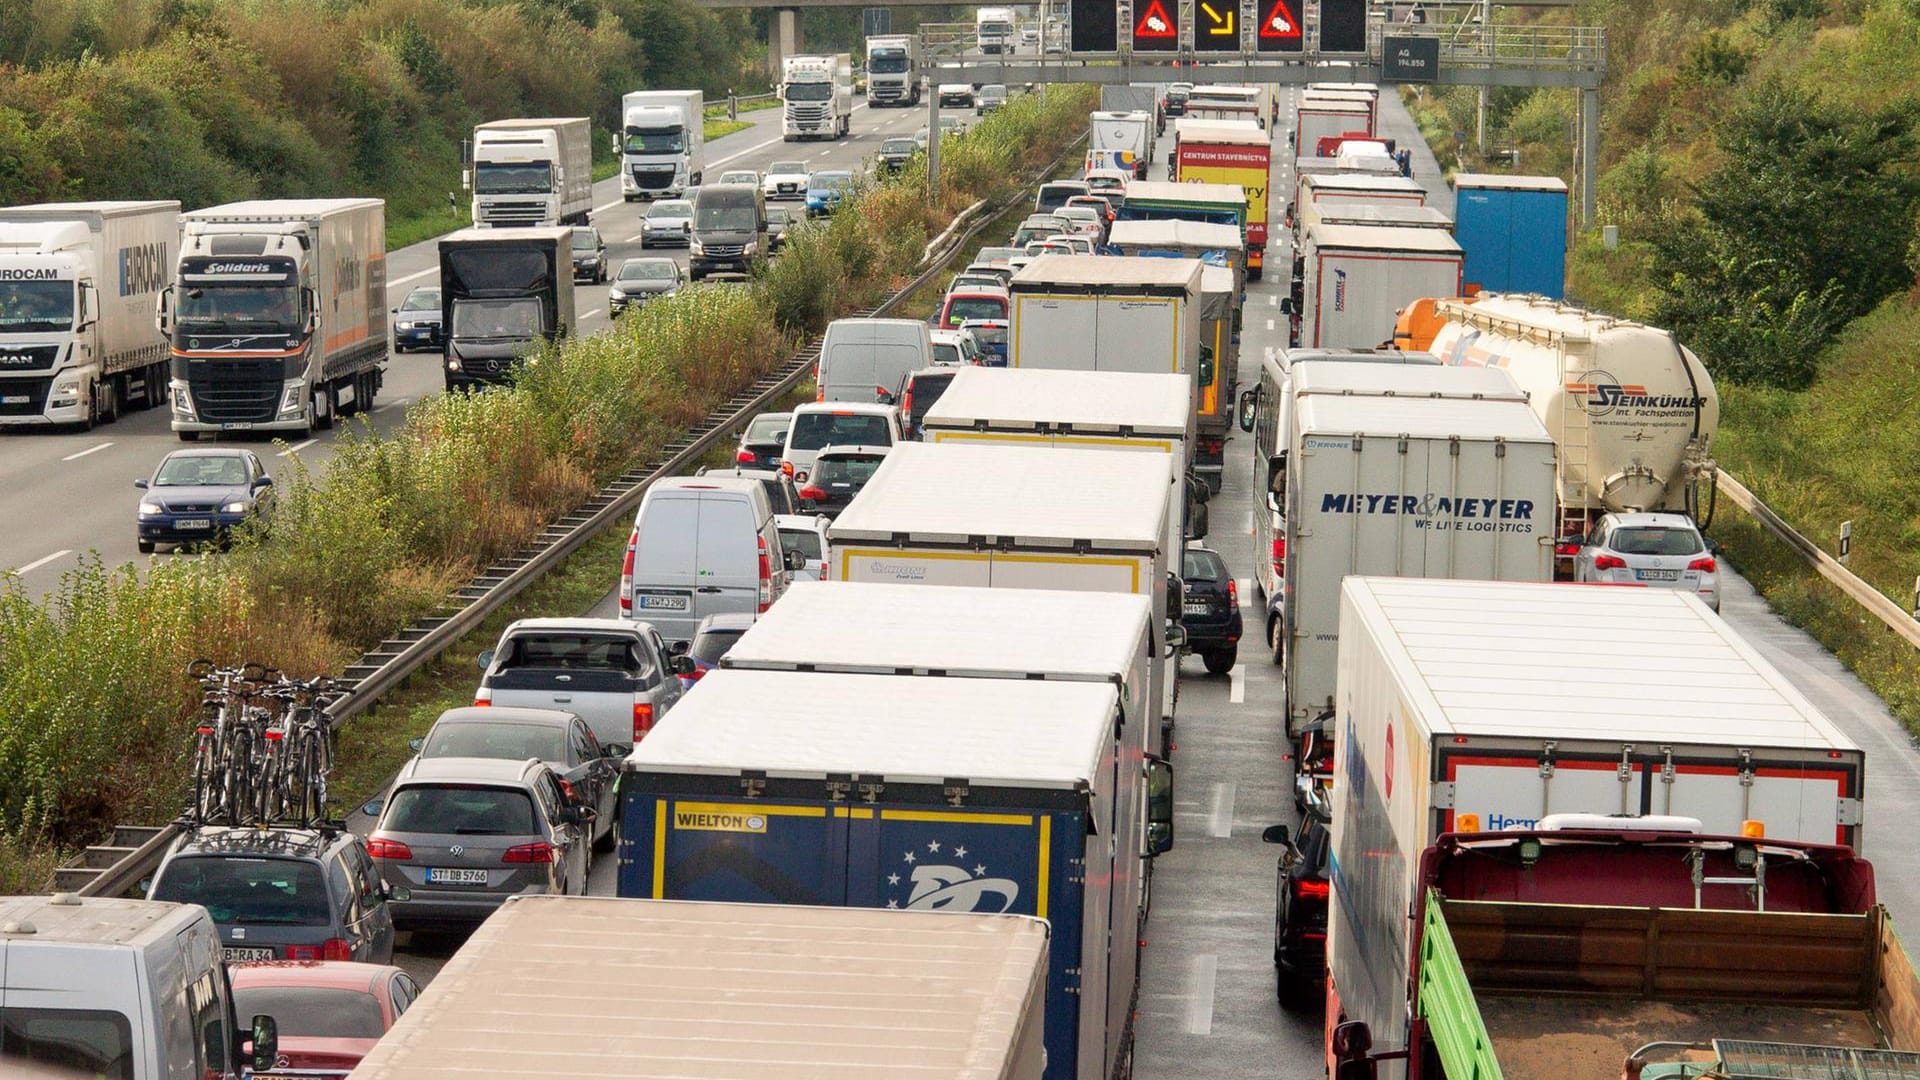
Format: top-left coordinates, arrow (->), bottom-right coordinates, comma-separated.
0,97 -> 935,595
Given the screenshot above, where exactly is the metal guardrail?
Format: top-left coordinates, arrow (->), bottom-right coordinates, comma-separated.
60,143 -> 1065,900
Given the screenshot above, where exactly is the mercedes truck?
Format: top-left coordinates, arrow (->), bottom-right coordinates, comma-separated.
437,226 -> 575,391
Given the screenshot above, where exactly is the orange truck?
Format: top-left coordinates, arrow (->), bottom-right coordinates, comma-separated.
1172,119 -> 1271,280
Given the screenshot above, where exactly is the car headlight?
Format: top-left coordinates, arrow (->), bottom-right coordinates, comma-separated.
221,500 -> 250,514
139,501 -> 164,518
278,380 -> 305,417
397,321 -> 415,330
642,220 -> 655,232
689,239 -> 704,255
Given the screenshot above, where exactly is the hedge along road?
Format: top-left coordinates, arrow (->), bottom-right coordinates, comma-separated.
0,97 -> 935,596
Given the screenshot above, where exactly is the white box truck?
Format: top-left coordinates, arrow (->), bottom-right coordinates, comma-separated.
1294,223 -> 1462,351
1009,253 -> 1204,376
0,200 -> 176,428
617,90 -> 703,201
0,894 -> 281,1079
977,6 -> 1016,53
829,441 -> 1179,755
865,34 -> 921,106
782,53 -> 854,141
1087,110 -> 1154,179
348,895 -> 1052,1080
160,198 -> 385,437
1281,363 -> 1555,803
1292,171 -> 1426,230
468,117 -> 593,227
1294,95 -> 1373,159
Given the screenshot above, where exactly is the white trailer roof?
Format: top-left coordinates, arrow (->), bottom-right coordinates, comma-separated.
1290,361 -> 1527,401
923,367 -> 1190,436
1300,173 -> 1426,196
1313,205 -> 1453,229
1453,173 -> 1568,193
1172,119 -> 1267,144
627,669 -> 1115,787
1309,222 -> 1463,256
1012,253 -> 1203,293
347,895 -> 1050,1080
1299,393 -> 1552,442
0,201 -> 179,220
441,225 -> 574,244
1122,181 -> 1249,207
1343,577 -> 1862,749
182,198 -> 383,220
1107,219 -> 1246,252
829,442 -> 1171,549
723,581 -> 1151,678
475,117 -> 591,130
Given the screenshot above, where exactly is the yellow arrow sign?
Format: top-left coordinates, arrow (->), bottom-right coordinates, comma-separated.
1200,1 -> 1235,33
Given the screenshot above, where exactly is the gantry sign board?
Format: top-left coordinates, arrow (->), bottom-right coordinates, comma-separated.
1067,0 -> 1370,55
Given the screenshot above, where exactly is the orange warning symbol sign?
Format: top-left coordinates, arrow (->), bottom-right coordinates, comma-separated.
1135,0 -> 1176,38
1258,0 -> 1300,38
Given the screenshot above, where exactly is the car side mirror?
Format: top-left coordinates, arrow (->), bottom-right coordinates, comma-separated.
1262,823 -> 1291,846
383,883 -> 412,903
785,548 -> 807,572
603,741 -> 633,758
407,737 -> 424,753
1145,755 -> 1174,856
246,1014 -> 278,1074
134,478 -> 149,489
669,639 -> 690,656
252,476 -> 273,489
361,797 -> 385,819
477,649 -> 495,670
391,308 -> 399,315
1238,388 -> 1258,432
671,655 -> 696,675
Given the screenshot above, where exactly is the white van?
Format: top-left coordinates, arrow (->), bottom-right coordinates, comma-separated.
815,317 -> 933,403
779,401 -> 902,485
0,894 -> 278,1079
619,477 -> 796,644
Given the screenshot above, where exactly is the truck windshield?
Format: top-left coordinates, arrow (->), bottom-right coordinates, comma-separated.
451,298 -> 544,340
176,284 -> 303,334
869,50 -> 909,73
0,279 -> 74,332
0,1007 -> 135,1079
786,82 -> 833,102
474,162 -> 553,194
624,128 -> 685,155
151,856 -> 332,926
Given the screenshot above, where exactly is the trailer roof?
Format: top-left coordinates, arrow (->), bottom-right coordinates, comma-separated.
1108,219 -> 1246,252
474,117 -> 591,129
1343,577 -> 1861,749
1123,180 -> 1249,207
440,225 -> 574,244
1299,393 -> 1552,442
1012,253 -> 1203,293
1290,361 -> 1526,401
0,201 -> 179,220
347,895 -> 1050,1080
1309,222 -> 1463,256
1312,205 -> 1454,229
1298,97 -> 1373,112
828,442 -> 1170,549
627,670 -> 1115,786
923,367 -> 1190,436
1172,119 -> 1268,144
183,198 -> 383,219
722,581 -> 1151,678
1452,173 -> 1568,193
1301,172 -> 1426,195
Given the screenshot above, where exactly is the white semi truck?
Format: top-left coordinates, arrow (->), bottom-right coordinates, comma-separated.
977,6 -> 1016,53
617,90 -> 703,201
1292,222 -> 1462,350
468,117 -> 593,227
864,34 -> 921,106
0,200 -> 176,428
782,53 -> 854,141
160,199 -> 385,438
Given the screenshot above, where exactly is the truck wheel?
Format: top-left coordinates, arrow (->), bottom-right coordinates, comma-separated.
1203,646 -> 1237,675
1268,616 -> 1284,665
100,378 -> 121,424
177,430 -> 200,442
313,383 -> 335,431
1249,265 -> 1264,282
782,134 -> 795,143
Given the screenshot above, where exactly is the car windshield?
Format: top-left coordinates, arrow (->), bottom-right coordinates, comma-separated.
767,208 -> 790,225
177,284 -> 302,334
571,230 -> 599,251
400,288 -> 440,312
152,856 -> 331,926
624,128 -> 685,154
695,194 -> 759,232
770,161 -> 806,175
1609,526 -> 1704,556
1182,549 -> 1228,580
721,172 -> 757,184
789,411 -> 892,451
779,527 -> 823,559
619,260 -> 677,282
154,454 -> 247,486
422,722 -> 567,763
747,414 -> 789,440
647,201 -> 692,220
883,139 -> 915,154
451,297 -> 543,338
474,162 -> 551,195
0,279 -> 76,332
231,985 -> 386,1040
944,296 -> 1006,326
810,173 -> 852,192
690,627 -> 746,664
383,785 -> 535,835
816,454 -> 886,485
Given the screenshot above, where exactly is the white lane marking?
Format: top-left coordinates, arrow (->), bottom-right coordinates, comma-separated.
593,195 -> 625,215
710,133 -> 786,169
13,549 -> 71,575
1269,293 -> 1278,307
1209,782 -> 1237,837
386,266 -> 437,291
1267,318 -> 1275,331
625,232 -> 646,243
1185,954 -> 1219,1035
374,397 -> 410,414
62,441 -> 112,462
1229,666 -> 1246,705
581,308 -> 604,321
278,439 -> 317,457
1236,577 -> 1253,607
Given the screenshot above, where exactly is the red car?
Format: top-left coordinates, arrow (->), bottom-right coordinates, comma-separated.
229,961 -> 419,1075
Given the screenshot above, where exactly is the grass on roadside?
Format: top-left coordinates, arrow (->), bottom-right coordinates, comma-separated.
706,119 -> 752,142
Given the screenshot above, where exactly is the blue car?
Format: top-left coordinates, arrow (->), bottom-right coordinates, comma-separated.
805,170 -> 854,217
135,447 -> 273,553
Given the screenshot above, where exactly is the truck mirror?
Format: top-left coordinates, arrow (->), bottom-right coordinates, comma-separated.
1164,622 -> 1188,653
1278,297 -> 1298,317
247,1014 -> 279,1073
1166,571 -> 1185,616
1187,471 -> 1211,503
1238,388 -> 1258,432
154,286 -> 173,335
671,655 -> 696,676
1187,499 -> 1208,541
476,649 -> 494,670
1331,1021 -> 1376,1079
1197,344 -> 1215,387
1145,756 -> 1174,855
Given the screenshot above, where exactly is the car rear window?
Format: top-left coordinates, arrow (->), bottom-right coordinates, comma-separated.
931,342 -> 960,365
816,454 -> 886,486
1609,526 -> 1703,556
422,722 -> 567,763
383,785 -> 535,836
943,297 -> 1006,326
231,986 -> 385,1040
690,627 -> 747,664
1182,549 -> 1228,580
747,415 -> 789,441
780,527 -> 823,560
152,857 -> 332,926
790,412 -> 893,451
502,633 -> 640,672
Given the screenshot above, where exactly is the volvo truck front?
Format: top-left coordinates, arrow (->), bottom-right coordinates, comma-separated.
468,118 -> 593,227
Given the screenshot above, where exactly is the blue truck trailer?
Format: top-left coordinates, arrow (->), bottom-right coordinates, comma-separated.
1450,173 -> 1568,299
618,668 -> 1171,1080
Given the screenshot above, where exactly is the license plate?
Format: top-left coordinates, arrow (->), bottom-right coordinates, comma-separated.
175,518 -> 212,530
220,421 -> 253,430
1636,569 -> 1679,581
427,867 -> 489,885
0,394 -> 26,404
222,947 -> 274,962
637,593 -> 689,612
1183,602 -> 1211,616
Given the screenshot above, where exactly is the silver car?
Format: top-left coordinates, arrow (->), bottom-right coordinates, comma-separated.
776,513 -> 831,583
366,757 -> 592,932
410,706 -> 621,848
639,199 -> 693,248
1572,511 -> 1721,611
476,618 -> 687,750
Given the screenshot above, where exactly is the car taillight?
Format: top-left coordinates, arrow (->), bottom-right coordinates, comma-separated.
1594,554 -> 1627,570
1555,539 -> 1583,557
1688,556 -> 1717,572
619,529 -> 637,615
284,938 -> 353,962
736,448 -> 756,463
1271,536 -> 1286,577
366,838 -> 412,860
556,777 -> 576,803
503,842 -> 554,864
1292,878 -> 1330,900
634,701 -> 655,740
472,687 -> 491,707
901,385 -> 914,417
799,486 -> 826,501
757,535 -> 774,611
1227,578 -> 1238,606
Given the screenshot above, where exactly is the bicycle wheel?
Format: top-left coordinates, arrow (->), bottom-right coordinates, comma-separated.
224,727 -> 255,826
190,734 -> 217,825
295,731 -> 326,826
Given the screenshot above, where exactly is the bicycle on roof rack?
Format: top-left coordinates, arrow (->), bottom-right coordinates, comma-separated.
183,660 -> 339,830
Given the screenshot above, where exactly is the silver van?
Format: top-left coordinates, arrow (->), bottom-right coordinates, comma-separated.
619,476 -> 799,644
815,317 -> 933,403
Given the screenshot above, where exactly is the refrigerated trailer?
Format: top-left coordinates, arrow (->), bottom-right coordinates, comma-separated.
617,91 -> 703,200
469,118 -> 593,227
0,200 -> 176,427
1296,223 -> 1462,350
618,669 -> 1165,1080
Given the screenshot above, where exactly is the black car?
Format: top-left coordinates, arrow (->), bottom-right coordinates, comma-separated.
1264,815 -> 1330,1009
797,446 -> 888,518
877,137 -> 917,173
897,367 -> 958,439
571,227 -> 607,284
766,206 -> 793,253
735,411 -> 791,469
391,286 -> 443,352
1180,546 -> 1242,674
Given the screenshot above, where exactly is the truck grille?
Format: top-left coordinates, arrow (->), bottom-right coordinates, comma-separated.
701,243 -> 745,258
631,167 -> 676,190
870,85 -> 905,102
0,376 -> 52,416
190,377 -> 279,424
479,201 -> 550,226
0,345 -> 61,372
788,104 -> 830,121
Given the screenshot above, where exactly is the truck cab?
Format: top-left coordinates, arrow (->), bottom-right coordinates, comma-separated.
438,226 -> 576,391
618,91 -> 704,201
468,119 -> 593,228
864,35 -> 920,106
781,54 -> 853,142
